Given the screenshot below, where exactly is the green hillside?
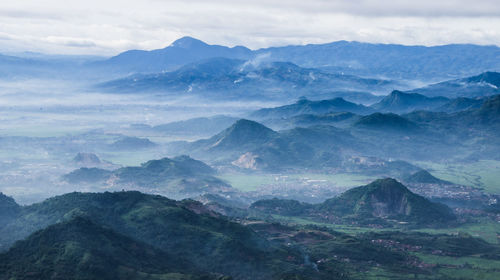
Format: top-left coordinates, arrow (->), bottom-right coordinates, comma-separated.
0,217 -> 213,280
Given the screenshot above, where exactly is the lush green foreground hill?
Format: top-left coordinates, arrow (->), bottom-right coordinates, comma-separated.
1,189 -> 500,280
0,217 -> 215,280
0,191 -> 321,280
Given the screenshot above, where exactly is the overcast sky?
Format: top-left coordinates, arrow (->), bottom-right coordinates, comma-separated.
1,0 -> 499,55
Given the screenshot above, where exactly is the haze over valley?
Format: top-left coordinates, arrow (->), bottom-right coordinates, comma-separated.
2,2 -> 500,278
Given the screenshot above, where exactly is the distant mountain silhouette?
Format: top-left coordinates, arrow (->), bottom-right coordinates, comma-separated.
95,36 -> 251,74
95,37 -> 500,81
371,90 -> 449,113
250,98 -> 374,119
203,119 -> 279,151
436,97 -> 484,113
354,113 -> 419,132
412,71 -> 500,98
98,57 -> 394,101
404,170 -> 452,185
0,193 -> 20,225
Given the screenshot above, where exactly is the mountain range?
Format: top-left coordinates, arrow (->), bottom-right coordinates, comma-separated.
412,71 -> 500,98
2,188 -> 498,279
95,37 -> 500,81
183,119 -> 372,171
0,191 -> 347,279
249,97 -> 374,120
98,57 -> 393,101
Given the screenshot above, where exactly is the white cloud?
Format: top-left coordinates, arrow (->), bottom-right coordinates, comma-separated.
0,0 -> 499,55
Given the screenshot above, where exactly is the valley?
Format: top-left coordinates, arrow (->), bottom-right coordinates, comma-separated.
1,35 -> 500,279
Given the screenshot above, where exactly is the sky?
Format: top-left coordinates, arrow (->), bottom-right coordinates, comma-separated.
1,0 -> 500,56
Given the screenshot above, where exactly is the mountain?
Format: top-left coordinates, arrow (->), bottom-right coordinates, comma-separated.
412,71 -> 500,98
94,38 -> 500,81
257,42 -> 500,81
94,36 -> 252,74
200,119 -> 279,152
0,191 -> 294,279
0,193 -> 20,225
62,156 -> 232,198
72,152 -> 102,167
152,115 -> 240,137
409,94 -> 500,130
371,90 -> 449,113
114,155 -> 215,180
110,156 -> 229,195
249,97 -> 374,120
98,57 -> 394,101
250,179 -> 456,226
469,94 -> 500,124
353,113 -> 419,132
109,136 -> 157,150
404,170 -> 452,185
317,178 -> 456,226
63,167 -> 112,184
435,97 -> 484,113
4,38 -> 500,82
186,120 -> 367,171
183,118 -> 432,173
261,112 -> 360,130
0,217 -> 209,280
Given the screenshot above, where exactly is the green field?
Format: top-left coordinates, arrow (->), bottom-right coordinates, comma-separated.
415,253 -> 500,270
414,253 -> 500,279
269,214 -> 386,235
416,218 -> 500,244
417,160 -> 500,194
269,213 -> 500,244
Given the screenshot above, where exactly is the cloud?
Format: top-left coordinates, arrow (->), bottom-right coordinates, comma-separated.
44,36 -> 97,48
240,53 -> 271,70
0,0 -> 499,55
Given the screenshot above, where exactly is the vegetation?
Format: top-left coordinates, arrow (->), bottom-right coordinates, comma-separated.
251,179 -> 456,227
0,191 -> 338,280
0,217 -> 214,280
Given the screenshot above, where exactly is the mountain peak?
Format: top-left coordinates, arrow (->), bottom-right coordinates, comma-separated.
223,119 -> 277,139
366,178 -> 410,192
139,156 -> 214,175
251,98 -> 373,120
169,36 -> 208,48
389,90 -> 407,96
372,90 -> 449,113
0,192 -> 20,222
354,112 -> 418,131
231,119 -> 275,131
404,170 -> 452,185
209,119 -> 277,150
466,71 -> 500,87
476,94 -> 500,117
